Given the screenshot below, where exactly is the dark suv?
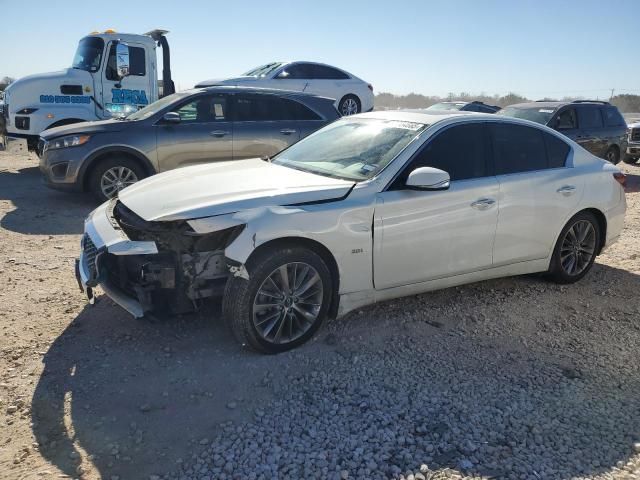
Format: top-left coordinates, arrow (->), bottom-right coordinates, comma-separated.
426,101 -> 500,113
498,100 -> 627,164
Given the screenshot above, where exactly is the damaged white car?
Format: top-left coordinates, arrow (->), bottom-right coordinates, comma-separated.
77,111 -> 626,353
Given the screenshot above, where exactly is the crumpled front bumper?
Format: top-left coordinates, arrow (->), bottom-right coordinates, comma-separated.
76,200 -> 158,317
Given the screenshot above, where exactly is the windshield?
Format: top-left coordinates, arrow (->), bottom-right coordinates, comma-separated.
497,106 -> 557,125
243,62 -> 285,77
126,92 -> 189,121
427,102 -> 466,111
72,37 -> 105,72
272,118 -> 427,181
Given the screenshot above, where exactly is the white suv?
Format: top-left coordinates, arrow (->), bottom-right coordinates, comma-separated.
197,61 -> 374,116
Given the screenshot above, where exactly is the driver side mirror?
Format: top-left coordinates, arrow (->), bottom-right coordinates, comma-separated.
406,167 -> 450,190
162,112 -> 181,124
275,71 -> 289,79
115,42 -> 131,79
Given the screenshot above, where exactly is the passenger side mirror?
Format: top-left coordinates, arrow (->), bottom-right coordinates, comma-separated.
276,71 -> 289,79
115,42 -> 131,79
406,167 -> 450,190
162,112 -> 181,124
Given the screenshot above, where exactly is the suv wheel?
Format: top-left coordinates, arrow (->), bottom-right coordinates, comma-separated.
89,157 -> 146,202
605,146 -> 620,164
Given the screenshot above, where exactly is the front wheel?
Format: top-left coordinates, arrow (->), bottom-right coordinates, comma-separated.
223,246 -> 333,353
88,157 -> 146,202
547,211 -> 601,284
338,95 -> 361,116
605,146 -> 620,165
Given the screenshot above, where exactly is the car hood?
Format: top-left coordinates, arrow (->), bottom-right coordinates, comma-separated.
40,118 -> 128,139
118,158 -> 355,222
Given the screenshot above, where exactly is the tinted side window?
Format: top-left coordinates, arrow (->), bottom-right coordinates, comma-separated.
171,95 -> 227,122
555,108 -> 577,130
491,123 -> 547,174
543,132 -> 570,168
281,64 -> 313,79
234,95 -> 319,121
106,45 -> 146,80
393,123 -> 488,187
311,65 -> 350,79
603,106 -> 625,127
577,106 -> 604,129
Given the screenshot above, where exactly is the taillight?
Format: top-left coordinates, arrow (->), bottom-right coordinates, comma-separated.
613,172 -> 626,186
367,84 -> 373,92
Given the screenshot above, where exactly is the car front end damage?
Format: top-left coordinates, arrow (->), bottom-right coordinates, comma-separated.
76,199 -> 243,317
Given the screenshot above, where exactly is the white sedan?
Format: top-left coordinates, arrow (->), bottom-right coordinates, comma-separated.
196,61 -> 374,116
77,111 -> 626,353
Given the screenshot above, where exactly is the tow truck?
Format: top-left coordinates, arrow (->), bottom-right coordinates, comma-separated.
1,29 -> 175,152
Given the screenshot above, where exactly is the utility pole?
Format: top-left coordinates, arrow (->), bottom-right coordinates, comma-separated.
609,88 -> 615,101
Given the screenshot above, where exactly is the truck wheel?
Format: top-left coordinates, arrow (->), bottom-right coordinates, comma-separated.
88,157 -> 146,202
338,95 -> 361,116
623,155 -> 637,165
605,146 -> 620,164
223,245 -> 333,353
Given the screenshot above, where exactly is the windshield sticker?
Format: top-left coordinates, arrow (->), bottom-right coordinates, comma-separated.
386,120 -> 424,130
539,109 -> 555,113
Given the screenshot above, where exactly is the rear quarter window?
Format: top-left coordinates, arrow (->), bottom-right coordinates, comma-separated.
543,132 -> 570,168
603,106 -> 625,127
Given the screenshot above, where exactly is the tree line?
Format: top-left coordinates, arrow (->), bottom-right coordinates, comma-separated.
375,91 -> 640,113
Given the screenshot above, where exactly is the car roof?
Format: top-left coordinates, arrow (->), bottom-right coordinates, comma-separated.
355,109 -> 491,124
182,85 -> 335,101
507,101 -> 611,110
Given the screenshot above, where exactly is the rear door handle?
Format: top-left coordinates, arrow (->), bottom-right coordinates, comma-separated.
280,128 -> 297,135
557,185 -> 576,196
210,130 -> 229,137
471,198 -> 496,210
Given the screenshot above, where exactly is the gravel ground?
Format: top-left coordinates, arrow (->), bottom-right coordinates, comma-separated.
0,151 -> 639,480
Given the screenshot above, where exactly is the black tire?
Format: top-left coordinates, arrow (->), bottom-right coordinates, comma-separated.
623,155 -> 638,165
223,245 -> 333,353
88,156 -> 147,203
547,211 -> 601,284
605,145 -> 620,165
338,95 -> 361,116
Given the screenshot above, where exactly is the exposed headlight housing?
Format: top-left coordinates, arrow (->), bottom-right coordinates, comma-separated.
46,134 -> 91,151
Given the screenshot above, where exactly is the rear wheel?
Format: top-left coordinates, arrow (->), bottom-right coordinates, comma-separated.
338,95 -> 361,116
223,246 -> 333,353
605,146 -> 620,164
88,156 -> 146,202
548,211 -> 601,284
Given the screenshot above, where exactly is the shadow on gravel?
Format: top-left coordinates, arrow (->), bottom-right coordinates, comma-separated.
31,264 -> 640,480
0,162 -> 94,235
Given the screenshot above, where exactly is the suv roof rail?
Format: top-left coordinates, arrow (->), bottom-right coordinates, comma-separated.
571,100 -> 610,105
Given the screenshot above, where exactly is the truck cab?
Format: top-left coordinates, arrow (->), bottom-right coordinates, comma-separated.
1,29 -> 173,151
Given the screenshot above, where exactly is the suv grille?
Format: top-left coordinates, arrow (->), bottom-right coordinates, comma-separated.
82,233 -> 99,282
631,128 -> 640,142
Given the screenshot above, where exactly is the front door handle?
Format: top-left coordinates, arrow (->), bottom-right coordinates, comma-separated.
210,130 -> 229,137
557,185 -> 576,196
471,198 -> 496,210
280,128 -> 297,135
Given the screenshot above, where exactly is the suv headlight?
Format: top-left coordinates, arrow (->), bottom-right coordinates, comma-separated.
46,134 -> 91,151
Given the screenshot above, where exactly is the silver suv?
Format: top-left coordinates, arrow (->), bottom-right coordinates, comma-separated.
39,86 -> 339,201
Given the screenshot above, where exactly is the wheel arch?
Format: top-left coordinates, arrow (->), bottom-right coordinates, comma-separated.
242,236 -> 341,319
582,207 -> 607,255
80,146 -> 155,191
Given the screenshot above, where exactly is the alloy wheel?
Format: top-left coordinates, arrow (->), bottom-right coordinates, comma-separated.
100,166 -> 139,199
341,98 -> 359,116
252,262 -> 324,345
560,220 -> 596,276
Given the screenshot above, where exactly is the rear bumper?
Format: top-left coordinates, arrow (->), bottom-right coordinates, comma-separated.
601,188 -> 627,252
